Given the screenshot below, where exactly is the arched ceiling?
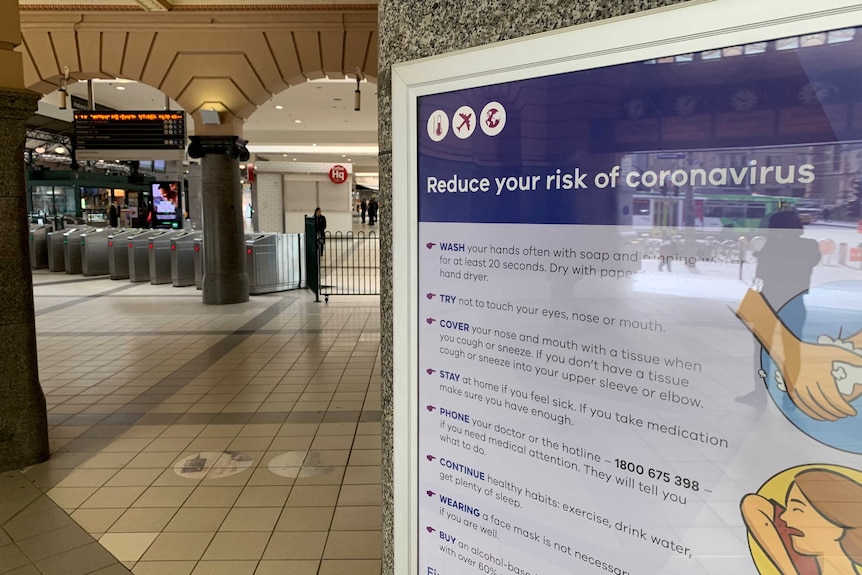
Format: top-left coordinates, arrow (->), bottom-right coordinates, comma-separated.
16,7 -> 378,120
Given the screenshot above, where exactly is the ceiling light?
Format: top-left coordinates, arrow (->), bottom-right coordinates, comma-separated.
282,154 -> 288,157
341,155 -> 346,158
292,158 -> 297,161
115,86 -> 126,91
348,158 -> 352,162
312,143 -> 317,147
275,105 -> 284,110
34,146 -> 45,154
239,164 -> 246,170
54,146 -> 66,154
294,119 -> 302,124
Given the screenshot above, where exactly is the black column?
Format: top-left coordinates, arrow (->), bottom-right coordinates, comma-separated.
0,88 -> 49,471
188,135 -> 249,305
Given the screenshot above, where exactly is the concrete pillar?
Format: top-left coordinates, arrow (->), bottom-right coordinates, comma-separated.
377,0 -> 692,571
187,129 -> 250,305
0,2 -> 49,471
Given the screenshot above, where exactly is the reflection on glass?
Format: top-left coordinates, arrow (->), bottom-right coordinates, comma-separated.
776,37 -> 800,51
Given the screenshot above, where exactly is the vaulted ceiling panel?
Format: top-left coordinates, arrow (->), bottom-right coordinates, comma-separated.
293,30 -> 324,80
264,30 -> 305,86
121,31 -> 156,80
319,30 -> 344,79
22,30 -> 60,79
163,53 -> 268,109
50,30 -> 80,74
176,77 -> 249,117
76,31 -> 101,76
342,30 -> 369,77
101,31 -> 126,77
234,33 -> 288,95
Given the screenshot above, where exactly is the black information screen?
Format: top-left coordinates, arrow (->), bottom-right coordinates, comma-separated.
74,111 -> 186,151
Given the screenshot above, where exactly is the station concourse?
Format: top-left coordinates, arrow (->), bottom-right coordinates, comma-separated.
0,1 -> 692,574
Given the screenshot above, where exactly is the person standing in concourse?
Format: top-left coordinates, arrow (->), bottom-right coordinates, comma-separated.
360,198 -> 367,224
314,207 -> 327,257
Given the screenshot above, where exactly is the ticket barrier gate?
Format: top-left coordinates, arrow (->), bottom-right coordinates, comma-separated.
128,230 -> 154,283
47,229 -> 71,272
246,233 -> 305,295
108,229 -> 137,280
194,236 -> 204,290
171,231 -> 201,287
81,229 -> 110,277
29,224 -> 52,269
149,230 -> 182,285
64,228 -> 93,274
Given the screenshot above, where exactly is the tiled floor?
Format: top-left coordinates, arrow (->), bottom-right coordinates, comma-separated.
1,273 -> 381,575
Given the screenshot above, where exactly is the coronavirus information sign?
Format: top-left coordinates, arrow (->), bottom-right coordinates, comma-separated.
393,2 -> 862,574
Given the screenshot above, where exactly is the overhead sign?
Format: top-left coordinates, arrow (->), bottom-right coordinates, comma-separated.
329,164 -> 348,184
393,2 -> 862,575
74,111 -> 186,161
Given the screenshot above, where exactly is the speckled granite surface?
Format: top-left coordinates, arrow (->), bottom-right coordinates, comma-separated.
376,1 -> 693,572
0,88 -> 49,473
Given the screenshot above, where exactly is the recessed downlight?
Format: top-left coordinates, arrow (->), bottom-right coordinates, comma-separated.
294,119 -> 302,124
275,105 -> 284,110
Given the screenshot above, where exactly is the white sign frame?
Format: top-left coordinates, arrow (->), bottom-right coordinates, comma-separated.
391,1 -> 862,572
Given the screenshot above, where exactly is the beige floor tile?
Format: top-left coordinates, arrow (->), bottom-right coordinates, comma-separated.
220,507 -> 281,532
245,468 -> 294,487
78,453 -> 138,470
318,559 -> 381,575
201,532 -> 270,561
347,450 -> 381,466
234,486 -> 290,508
353,435 -> 381,450
323,531 -> 381,559
126,452 -> 182,469
81,487 -> 146,509
330,506 -> 382,531
163,508 -> 229,532
275,507 -> 334,532
99,532 -> 159,562
57,469 -> 117,487
309,436 -> 354,450
183,486 -> 242,508
102,438 -> 154,453
109,508 -> 178,533
316,423 -> 356,436
253,560 -> 319,575
142,438 -> 193,453
131,486 -> 193,508
336,485 -> 381,507
190,561 -> 257,575
227,437 -> 273,452
70,508 -> 125,533
263,532 -> 327,560
104,468 -> 162,488
131,560 -> 195,575
140,531 -> 215,561
47,487 -> 99,510
267,436 -> 314,452
276,424 -> 318,437
342,467 -> 381,485
285,485 -> 340,507
151,469 -> 202,488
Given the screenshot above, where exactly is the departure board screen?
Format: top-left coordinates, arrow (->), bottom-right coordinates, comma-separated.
74,111 -> 186,160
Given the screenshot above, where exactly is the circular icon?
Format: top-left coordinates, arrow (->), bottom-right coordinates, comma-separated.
452,106 -> 477,140
329,164 -> 348,184
173,451 -> 253,480
427,110 -> 449,142
745,464 -> 862,575
760,280 -> 862,453
267,451 -> 336,479
480,101 -> 506,136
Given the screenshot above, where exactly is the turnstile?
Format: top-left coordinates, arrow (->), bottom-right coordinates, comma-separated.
29,224 -> 52,269
246,233 -> 305,294
194,236 -> 204,290
128,230 -> 154,282
108,229 -> 137,280
47,229 -> 70,272
149,230 -> 182,285
81,229 -> 110,277
64,227 -> 93,274
171,231 -> 201,287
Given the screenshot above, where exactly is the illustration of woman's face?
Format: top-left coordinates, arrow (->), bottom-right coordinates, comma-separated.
780,482 -> 846,556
